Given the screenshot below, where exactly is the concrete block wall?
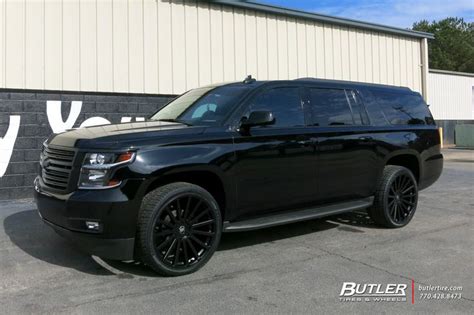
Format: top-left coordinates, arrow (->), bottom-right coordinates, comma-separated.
0,89 -> 175,200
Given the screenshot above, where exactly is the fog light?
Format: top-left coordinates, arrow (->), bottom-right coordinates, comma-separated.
85,221 -> 100,231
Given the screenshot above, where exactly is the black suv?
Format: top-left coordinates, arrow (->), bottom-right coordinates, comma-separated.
35,77 -> 443,276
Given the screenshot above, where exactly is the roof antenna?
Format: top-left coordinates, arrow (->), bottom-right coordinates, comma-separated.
243,75 -> 256,84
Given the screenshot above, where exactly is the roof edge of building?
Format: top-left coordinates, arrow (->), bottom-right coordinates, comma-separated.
429,69 -> 474,77
210,0 -> 434,39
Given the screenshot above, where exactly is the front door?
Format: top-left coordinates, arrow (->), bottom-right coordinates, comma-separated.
230,86 -> 317,219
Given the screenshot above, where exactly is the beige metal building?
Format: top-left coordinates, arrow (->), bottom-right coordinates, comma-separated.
428,69 -> 474,145
428,69 -> 474,120
0,0 -> 438,199
0,0 -> 432,96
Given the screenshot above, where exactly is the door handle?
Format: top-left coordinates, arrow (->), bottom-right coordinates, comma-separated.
358,136 -> 373,142
297,140 -> 313,146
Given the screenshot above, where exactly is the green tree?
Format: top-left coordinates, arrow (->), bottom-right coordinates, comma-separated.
412,18 -> 474,73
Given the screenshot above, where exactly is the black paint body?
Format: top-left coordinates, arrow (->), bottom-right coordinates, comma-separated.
34,79 -> 443,260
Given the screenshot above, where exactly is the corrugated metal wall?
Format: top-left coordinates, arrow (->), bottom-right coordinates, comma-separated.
0,0 -> 423,95
428,71 -> 474,120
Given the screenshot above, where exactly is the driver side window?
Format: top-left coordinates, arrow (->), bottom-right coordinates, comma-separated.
248,87 -> 305,127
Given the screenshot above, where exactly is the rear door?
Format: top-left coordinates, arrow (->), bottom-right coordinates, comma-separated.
306,87 -> 378,203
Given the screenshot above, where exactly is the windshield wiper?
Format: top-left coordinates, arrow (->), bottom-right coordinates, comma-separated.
156,119 -> 193,126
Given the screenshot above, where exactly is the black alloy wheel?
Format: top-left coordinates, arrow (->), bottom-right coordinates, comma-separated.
386,172 -> 417,225
153,194 -> 217,268
369,165 -> 418,228
137,182 -> 222,276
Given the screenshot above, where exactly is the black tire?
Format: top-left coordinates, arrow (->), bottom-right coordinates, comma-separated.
369,165 -> 418,228
136,182 -> 222,276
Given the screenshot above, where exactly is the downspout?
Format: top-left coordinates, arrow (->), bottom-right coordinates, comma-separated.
420,37 -> 429,103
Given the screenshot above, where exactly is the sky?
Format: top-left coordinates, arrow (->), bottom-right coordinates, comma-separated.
258,0 -> 474,28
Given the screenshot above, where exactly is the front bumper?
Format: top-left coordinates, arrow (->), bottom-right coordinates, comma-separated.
34,176 -> 144,261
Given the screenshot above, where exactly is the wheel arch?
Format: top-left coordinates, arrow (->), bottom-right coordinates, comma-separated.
384,150 -> 421,182
143,165 -> 230,220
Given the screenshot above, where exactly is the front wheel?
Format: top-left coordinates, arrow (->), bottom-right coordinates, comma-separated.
369,165 -> 418,228
137,182 -> 222,276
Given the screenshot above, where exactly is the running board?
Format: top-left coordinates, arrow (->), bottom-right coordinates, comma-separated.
223,197 -> 374,232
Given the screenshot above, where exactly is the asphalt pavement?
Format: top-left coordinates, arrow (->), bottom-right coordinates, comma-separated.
0,149 -> 473,314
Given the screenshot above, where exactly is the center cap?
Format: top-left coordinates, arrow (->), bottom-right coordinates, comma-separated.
178,225 -> 186,234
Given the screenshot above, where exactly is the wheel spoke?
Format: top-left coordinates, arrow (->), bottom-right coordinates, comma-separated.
401,177 -> 411,191
388,200 -> 394,215
156,236 -> 173,250
186,238 -> 199,258
186,200 -> 203,220
174,239 -> 182,266
164,207 -> 177,224
398,202 -> 408,215
176,199 -> 182,220
401,185 -> 414,194
182,196 -> 192,220
192,230 -> 215,237
155,229 -> 173,238
389,186 -> 397,196
160,220 -> 174,229
388,200 -> 396,213
393,204 -> 399,221
399,176 -> 407,191
192,219 -> 215,228
190,208 -> 210,224
395,177 -> 401,192
164,238 -> 177,260
183,239 -> 189,266
190,235 -> 209,249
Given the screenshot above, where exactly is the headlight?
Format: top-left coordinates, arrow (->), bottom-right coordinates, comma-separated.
78,152 -> 135,189
87,153 -> 115,165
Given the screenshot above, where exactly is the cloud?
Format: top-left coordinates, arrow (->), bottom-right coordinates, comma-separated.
310,0 -> 474,28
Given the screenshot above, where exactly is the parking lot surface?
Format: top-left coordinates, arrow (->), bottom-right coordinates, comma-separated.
1,150 -> 473,314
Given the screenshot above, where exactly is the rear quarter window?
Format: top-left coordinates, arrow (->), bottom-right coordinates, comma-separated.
366,91 -> 435,126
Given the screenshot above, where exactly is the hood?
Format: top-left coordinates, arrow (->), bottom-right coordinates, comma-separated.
47,120 -> 206,149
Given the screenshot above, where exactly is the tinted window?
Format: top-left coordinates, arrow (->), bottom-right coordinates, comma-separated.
248,87 -> 305,127
346,90 -> 364,125
151,85 -> 252,126
373,92 -> 434,125
309,88 -> 356,126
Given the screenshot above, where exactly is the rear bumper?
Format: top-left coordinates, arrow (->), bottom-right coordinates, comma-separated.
34,176 -> 144,260
419,153 -> 444,190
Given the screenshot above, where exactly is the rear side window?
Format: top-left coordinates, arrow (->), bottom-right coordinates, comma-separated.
309,88 -> 360,126
248,87 -> 305,127
372,92 -> 435,125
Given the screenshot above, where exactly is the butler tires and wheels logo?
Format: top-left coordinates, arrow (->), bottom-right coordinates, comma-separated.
339,282 -> 408,302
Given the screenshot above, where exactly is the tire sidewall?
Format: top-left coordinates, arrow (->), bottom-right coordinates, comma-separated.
143,184 -> 222,276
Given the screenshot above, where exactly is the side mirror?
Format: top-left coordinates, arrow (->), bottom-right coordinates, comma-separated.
240,111 -> 275,130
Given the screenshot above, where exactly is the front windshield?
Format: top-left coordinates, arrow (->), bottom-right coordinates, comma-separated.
150,85 -> 252,126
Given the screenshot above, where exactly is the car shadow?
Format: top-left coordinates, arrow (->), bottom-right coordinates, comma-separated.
4,208 -> 379,277
3,209 -> 114,276
328,209 -> 383,230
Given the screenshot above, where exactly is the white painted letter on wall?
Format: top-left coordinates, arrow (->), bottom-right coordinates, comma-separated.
0,116 -> 21,177
47,101 -> 82,133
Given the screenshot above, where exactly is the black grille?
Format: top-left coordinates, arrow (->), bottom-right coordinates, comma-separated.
41,146 -> 76,191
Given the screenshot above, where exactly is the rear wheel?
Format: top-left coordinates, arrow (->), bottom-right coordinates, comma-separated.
369,165 -> 418,228
137,182 -> 222,276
